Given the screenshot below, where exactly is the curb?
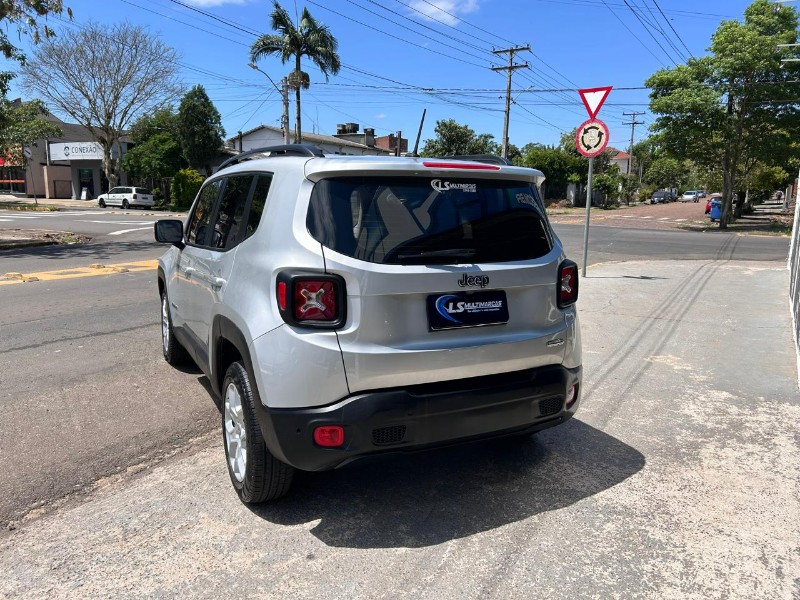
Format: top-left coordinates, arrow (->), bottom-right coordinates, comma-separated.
0,239 -> 58,251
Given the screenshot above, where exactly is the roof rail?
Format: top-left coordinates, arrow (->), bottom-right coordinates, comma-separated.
218,144 -> 324,170
444,154 -> 513,166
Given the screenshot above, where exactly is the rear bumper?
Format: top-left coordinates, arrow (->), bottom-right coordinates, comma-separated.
254,364 -> 582,471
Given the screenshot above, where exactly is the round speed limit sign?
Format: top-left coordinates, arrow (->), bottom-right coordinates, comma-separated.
575,119 -> 609,158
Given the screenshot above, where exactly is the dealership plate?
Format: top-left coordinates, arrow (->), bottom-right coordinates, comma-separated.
426,290 -> 509,331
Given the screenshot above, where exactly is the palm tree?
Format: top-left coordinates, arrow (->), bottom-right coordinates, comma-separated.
250,2 -> 341,144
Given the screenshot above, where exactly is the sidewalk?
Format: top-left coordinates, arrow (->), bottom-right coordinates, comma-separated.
0,193 -> 104,210
0,259 -> 797,599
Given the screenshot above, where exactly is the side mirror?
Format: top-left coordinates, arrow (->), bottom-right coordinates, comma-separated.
154,220 -> 185,249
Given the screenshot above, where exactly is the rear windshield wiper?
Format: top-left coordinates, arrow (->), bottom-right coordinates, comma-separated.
396,248 -> 476,264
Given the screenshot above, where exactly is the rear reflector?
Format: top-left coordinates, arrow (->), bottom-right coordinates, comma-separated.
558,260 -> 579,308
277,281 -> 287,310
314,425 -> 344,447
422,161 -> 500,170
566,384 -> 579,408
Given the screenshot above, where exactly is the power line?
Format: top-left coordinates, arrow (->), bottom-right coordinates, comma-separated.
652,0 -> 695,59
492,45 -> 530,158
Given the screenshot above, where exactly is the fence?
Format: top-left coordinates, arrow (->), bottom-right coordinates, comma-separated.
789,194 -> 800,385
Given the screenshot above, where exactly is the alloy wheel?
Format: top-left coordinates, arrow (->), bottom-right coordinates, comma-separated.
224,382 -> 247,483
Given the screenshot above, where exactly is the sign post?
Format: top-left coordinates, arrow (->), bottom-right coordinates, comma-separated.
23,147 -> 37,207
576,86 -> 612,277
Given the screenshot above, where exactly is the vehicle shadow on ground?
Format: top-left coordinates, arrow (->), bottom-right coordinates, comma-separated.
249,419 -> 644,548
0,240 -> 159,260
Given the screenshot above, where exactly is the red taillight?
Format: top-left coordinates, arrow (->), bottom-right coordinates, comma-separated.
314,425 -> 344,447
294,280 -> 337,321
276,271 -> 346,329
422,161 -> 500,170
277,281 -> 287,310
558,260 -> 579,308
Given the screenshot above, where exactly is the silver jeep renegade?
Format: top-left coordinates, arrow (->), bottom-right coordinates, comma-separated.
155,144 -> 582,503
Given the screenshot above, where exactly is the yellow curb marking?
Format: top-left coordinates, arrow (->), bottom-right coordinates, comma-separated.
0,259 -> 158,286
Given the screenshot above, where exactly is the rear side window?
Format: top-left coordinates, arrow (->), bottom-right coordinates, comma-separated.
186,180 -> 222,246
244,175 -> 271,239
209,175 -> 254,249
307,177 -> 552,264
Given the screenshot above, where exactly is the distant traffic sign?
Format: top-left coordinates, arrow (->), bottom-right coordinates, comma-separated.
578,86 -> 612,119
575,118 -> 609,157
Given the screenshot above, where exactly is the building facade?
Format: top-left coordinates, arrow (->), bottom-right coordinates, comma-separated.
17,115 -> 130,200
228,124 -> 393,157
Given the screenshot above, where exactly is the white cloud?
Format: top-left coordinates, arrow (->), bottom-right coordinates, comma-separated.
375,113 -> 387,120
183,0 -> 247,7
407,0 -> 480,26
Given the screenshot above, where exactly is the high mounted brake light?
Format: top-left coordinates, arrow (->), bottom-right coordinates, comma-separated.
422,161 -> 500,170
276,271 -> 346,329
557,260 -> 579,309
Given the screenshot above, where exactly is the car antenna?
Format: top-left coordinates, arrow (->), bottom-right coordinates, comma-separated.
410,108 -> 426,157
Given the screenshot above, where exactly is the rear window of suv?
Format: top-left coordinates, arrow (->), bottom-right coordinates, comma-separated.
307,176 -> 553,264
135,188 -> 151,195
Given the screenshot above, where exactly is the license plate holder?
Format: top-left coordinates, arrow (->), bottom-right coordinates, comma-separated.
426,290 -> 509,331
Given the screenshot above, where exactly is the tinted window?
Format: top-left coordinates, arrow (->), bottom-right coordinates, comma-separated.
108,187 -> 121,194
307,177 -> 552,264
135,187 -> 151,195
186,180 -> 221,246
244,175 -> 271,239
209,175 -> 254,249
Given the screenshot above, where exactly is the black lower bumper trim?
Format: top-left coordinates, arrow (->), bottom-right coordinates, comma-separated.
257,365 -> 582,471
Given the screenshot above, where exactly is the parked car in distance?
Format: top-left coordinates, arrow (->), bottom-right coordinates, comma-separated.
680,190 -> 701,202
705,193 -> 722,214
650,191 -> 673,204
154,144 -> 583,504
697,190 -> 707,198
97,186 -> 154,209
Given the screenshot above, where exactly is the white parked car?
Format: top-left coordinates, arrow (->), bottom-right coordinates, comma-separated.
680,190 -> 700,202
154,145 -> 583,503
97,186 -> 154,209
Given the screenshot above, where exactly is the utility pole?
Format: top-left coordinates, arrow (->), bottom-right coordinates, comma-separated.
622,111 -> 644,175
248,63 -> 290,145
280,77 -> 290,144
492,45 -> 530,159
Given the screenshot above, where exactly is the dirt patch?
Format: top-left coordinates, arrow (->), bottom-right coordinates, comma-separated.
0,229 -> 91,249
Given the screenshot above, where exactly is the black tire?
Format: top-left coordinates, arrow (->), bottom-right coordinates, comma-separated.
160,291 -> 189,365
99,199 -> 106,208
222,361 -> 294,503
122,199 -> 129,209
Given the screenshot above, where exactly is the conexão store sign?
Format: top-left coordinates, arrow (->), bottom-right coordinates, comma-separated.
49,142 -> 103,161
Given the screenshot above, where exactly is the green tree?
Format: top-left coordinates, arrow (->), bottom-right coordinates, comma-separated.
421,119 -> 498,157
0,98 -> 61,162
170,168 -> 205,211
0,1 -> 72,131
177,86 -> 224,175
646,0 -> 800,228
644,157 -> 686,192
22,22 -> 181,188
123,108 -> 185,181
518,144 -> 582,200
250,1 -> 340,143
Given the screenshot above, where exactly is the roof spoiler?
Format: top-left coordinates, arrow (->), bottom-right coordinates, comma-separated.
443,155 -> 513,166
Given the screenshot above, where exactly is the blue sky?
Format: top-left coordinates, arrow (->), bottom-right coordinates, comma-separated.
8,0 -> 757,150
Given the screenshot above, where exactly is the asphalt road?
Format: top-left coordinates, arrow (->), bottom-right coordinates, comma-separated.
0,217 -> 792,529
1,258 -> 797,599
0,213 -> 797,599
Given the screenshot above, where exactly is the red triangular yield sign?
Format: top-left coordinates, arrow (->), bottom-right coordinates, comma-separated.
578,86 -> 612,119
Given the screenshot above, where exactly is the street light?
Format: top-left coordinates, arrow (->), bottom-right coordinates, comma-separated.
247,63 -> 290,145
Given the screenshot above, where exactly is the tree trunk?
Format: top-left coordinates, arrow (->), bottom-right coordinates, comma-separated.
294,55 -> 302,144
100,139 -> 118,189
